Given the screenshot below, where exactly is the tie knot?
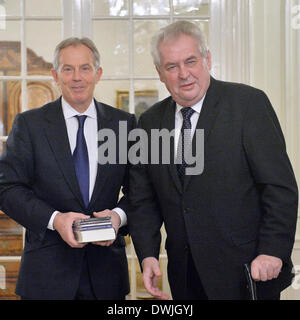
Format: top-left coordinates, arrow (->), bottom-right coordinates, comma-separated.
181,107 -> 195,120
75,115 -> 87,128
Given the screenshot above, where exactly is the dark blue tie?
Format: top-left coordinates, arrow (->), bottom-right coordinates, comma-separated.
73,115 -> 90,208
177,107 -> 195,185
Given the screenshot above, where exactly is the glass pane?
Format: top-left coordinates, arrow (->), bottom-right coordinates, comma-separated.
93,0 -> 128,16
0,260 -> 20,300
26,21 -> 62,75
0,139 -> 6,156
0,80 -> 21,136
173,0 -> 210,16
173,19 -> 210,46
94,80 -> 130,110
134,89 -> 158,119
134,79 -> 169,117
25,0 -> 62,17
198,20 -> 210,46
93,21 -> 129,77
27,81 -> 60,110
0,0 -> 21,17
0,21 -> 21,76
134,20 -> 168,77
133,0 -> 169,15
0,212 -> 23,256
191,19 -> 210,46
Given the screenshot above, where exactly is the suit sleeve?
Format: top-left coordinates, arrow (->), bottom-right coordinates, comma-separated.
115,113 -> 137,236
0,113 -> 55,239
128,115 -> 163,263
243,89 -> 298,261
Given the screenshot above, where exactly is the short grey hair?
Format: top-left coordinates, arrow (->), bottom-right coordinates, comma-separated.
151,20 -> 208,69
53,37 -> 101,71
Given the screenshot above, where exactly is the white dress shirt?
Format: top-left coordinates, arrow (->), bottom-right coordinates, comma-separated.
174,94 -> 206,155
48,97 -> 126,230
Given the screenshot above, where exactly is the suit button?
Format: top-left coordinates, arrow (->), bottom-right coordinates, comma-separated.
184,207 -> 190,214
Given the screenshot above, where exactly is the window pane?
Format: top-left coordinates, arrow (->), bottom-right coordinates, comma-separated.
93,21 -> 129,77
134,20 -> 168,77
198,20 -> 210,46
94,80 -> 130,110
25,0 -> 62,16
0,260 -> 20,300
0,139 -> 6,155
96,80 -> 167,117
191,19 -> 210,46
0,213 -> 23,256
0,21 -> 21,76
133,80 -> 169,118
134,80 -> 169,102
173,0 -> 210,16
93,0 -> 128,16
0,81 -> 21,136
0,0 -> 21,17
133,0 -> 169,15
173,19 -> 210,46
26,21 -> 62,75
27,81 -> 60,110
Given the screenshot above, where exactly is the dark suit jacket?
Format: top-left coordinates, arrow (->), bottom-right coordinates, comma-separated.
128,77 -> 298,299
0,97 -> 136,299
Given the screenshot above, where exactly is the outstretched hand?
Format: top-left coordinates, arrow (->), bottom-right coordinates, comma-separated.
142,257 -> 170,300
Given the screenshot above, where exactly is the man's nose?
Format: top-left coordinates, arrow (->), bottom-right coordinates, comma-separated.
178,65 -> 189,79
72,68 -> 82,80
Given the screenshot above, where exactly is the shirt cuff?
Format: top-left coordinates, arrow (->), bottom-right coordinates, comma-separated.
47,211 -> 60,230
112,207 -> 127,227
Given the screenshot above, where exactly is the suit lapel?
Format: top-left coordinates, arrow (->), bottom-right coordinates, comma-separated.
184,77 -> 222,189
44,98 -> 85,207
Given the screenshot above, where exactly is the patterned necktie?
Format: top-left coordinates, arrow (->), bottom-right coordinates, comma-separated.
177,107 -> 195,185
73,115 -> 90,208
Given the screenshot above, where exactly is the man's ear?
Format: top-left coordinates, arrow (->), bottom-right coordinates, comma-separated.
206,50 -> 212,71
95,67 -> 103,83
156,65 -> 164,83
51,68 -> 58,83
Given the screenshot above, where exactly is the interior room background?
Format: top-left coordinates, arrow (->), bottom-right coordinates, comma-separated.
0,0 -> 299,299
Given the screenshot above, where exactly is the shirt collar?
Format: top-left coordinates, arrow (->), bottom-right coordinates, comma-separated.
175,94 -> 206,115
61,97 -> 97,120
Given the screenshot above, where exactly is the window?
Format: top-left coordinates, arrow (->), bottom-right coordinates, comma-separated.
92,0 -> 210,116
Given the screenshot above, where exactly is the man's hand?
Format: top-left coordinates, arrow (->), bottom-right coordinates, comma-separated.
53,211 -> 90,248
92,209 -> 120,247
142,257 -> 170,300
251,254 -> 283,281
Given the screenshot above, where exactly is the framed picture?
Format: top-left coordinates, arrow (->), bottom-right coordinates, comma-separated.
116,90 -> 158,118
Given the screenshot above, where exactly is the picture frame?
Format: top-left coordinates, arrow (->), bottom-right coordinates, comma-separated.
116,90 -> 158,118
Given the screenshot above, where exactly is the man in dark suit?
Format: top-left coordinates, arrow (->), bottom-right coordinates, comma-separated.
128,21 -> 298,300
0,37 -> 136,299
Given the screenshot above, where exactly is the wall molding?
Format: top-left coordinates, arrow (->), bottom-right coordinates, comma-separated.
62,0 -> 92,38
